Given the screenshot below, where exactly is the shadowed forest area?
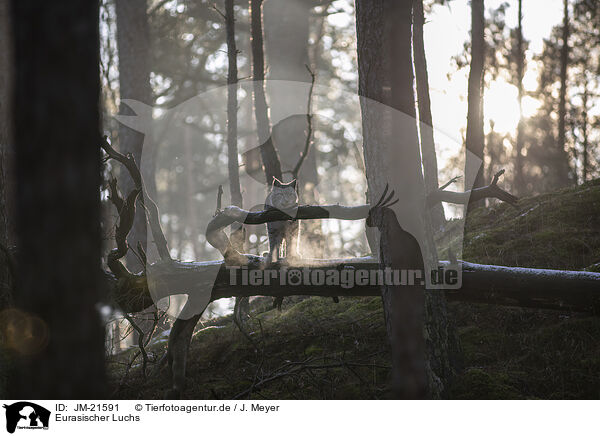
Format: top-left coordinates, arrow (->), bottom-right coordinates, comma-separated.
0,0 -> 599,401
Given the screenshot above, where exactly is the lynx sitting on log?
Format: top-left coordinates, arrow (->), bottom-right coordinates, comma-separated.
264,178 -> 300,309
264,177 -> 300,264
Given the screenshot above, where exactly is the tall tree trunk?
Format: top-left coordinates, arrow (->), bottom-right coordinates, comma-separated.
514,0 -> 525,193
0,0 -> 13,311
385,0 -> 427,399
115,0 -> 154,272
10,0 -> 106,398
226,0 -> 244,247
557,0 -> 571,186
413,0 -> 444,229
250,0 -> 282,185
183,127 -> 198,259
226,0 -> 248,318
581,82 -> 589,182
263,0 -> 317,187
226,0 -> 242,210
264,0 -> 321,259
0,0 -> 13,397
465,0 -> 485,205
356,0 -> 455,398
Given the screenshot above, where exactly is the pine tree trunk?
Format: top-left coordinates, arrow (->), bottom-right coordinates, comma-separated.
10,0 -> 106,398
0,0 -> 14,397
515,0 -> 525,193
0,0 -> 13,311
226,0 -> 243,210
582,85 -> 588,182
263,0 -> 317,187
557,0 -> 572,186
465,0 -> 486,203
226,0 -> 247,316
115,0 -> 154,272
413,0 -> 444,229
356,0 -> 456,398
250,0 -> 282,185
264,0 -> 321,256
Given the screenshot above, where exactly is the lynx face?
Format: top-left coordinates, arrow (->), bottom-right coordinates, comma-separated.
266,178 -> 298,210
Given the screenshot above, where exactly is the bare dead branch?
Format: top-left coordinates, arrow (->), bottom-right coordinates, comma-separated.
428,169 -> 518,207
212,3 -> 226,20
106,178 -> 141,278
102,136 -> 171,260
124,313 -> 149,379
438,175 -> 462,191
107,177 -> 124,212
112,349 -> 142,397
215,185 -> 224,216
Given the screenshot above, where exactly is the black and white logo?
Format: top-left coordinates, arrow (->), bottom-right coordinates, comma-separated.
3,402 -> 50,433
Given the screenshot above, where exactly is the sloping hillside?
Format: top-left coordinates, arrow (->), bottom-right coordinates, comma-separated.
110,180 -> 600,399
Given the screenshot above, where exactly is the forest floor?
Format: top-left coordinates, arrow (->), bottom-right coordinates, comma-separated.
109,179 -> 600,399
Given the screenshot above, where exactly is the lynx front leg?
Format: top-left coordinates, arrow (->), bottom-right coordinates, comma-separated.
165,313 -> 201,399
269,230 -> 284,310
285,220 -> 301,259
265,226 -> 283,264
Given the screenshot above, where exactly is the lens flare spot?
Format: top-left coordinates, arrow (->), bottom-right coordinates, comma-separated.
0,309 -> 49,355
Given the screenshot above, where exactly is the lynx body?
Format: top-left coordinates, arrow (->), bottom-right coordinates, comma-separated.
264,178 -> 300,264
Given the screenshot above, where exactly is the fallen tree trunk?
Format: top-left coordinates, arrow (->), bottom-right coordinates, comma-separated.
446,261 -> 600,313
106,256 -> 600,315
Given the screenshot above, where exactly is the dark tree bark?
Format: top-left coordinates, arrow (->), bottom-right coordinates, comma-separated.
263,0 -> 318,188
355,0 -> 386,282
183,127 -> 199,258
115,0 -> 154,272
356,0 -> 455,398
9,0 -> 106,398
263,0 -> 322,308
413,0 -> 444,228
465,0 -> 486,202
0,0 -> 13,311
581,84 -> 589,182
250,0 -> 282,185
557,0 -> 572,186
225,0 -> 248,323
514,0 -> 525,193
226,0 -> 242,210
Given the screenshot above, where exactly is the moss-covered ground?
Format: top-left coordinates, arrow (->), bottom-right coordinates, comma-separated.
109,179 -> 600,399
